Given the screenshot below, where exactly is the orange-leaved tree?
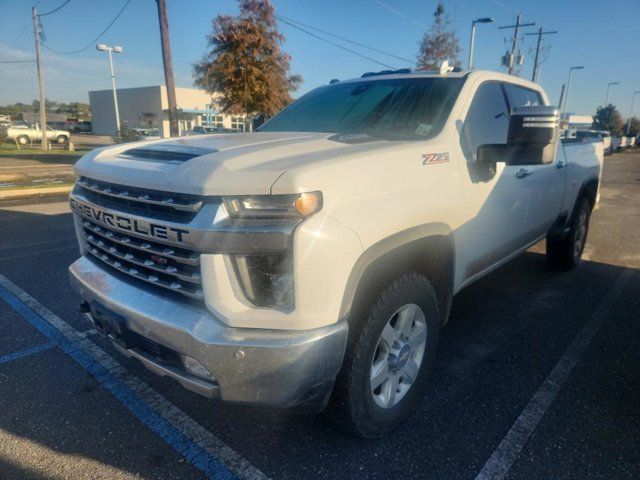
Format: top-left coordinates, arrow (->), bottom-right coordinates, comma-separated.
193,0 -> 301,117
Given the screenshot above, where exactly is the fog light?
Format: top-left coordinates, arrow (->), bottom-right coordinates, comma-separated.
182,356 -> 217,383
230,253 -> 294,309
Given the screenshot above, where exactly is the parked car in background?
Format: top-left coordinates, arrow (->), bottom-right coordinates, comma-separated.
620,136 -> 629,149
71,121 -> 93,133
4,123 -> 70,145
189,125 -> 237,135
576,130 -> 613,155
628,136 -> 636,147
47,121 -> 69,131
131,128 -> 161,140
612,136 -> 621,151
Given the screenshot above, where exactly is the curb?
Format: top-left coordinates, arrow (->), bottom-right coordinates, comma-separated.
0,185 -> 72,201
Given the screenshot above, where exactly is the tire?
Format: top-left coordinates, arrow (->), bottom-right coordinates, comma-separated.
17,135 -> 29,145
56,135 -> 67,144
546,197 -> 591,269
326,273 -> 440,438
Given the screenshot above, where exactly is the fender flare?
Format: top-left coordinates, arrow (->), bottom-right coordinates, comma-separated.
570,175 -> 600,222
338,223 -> 454,321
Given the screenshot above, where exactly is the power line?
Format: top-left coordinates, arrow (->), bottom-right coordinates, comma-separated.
276,16 -> 395,69
370,0 -> 426,30
0,23 -> 31,60
276,14 -> 414,64
39,0 -> 71,16
41,0 -> 130,55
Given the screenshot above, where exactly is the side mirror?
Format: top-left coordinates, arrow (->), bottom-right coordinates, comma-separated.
478,106 -> 559,165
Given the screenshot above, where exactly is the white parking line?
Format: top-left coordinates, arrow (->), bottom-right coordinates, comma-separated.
474,268 -> 634,480
0,273 -> 268,480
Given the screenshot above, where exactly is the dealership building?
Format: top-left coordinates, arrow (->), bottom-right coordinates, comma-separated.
89,85 -> 247,137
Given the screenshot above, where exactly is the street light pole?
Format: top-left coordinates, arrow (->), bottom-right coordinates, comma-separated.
626,91 -> 640,135
562,66 -> 584,118
96,44 -> 123,135
468,17 -> 494,70
605,81 -> 619,107
107,49 -> 121,134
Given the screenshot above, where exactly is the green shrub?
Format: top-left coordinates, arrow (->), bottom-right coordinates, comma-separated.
112,125 -> 143,144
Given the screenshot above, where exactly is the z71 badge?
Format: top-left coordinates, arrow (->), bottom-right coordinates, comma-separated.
422,152 -> 449,165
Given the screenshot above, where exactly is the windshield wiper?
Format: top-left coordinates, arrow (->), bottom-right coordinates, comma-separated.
328,132 -> 386,144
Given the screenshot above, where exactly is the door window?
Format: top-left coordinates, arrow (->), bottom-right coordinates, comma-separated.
503,84 -> 544,108
462,82 -> 510,159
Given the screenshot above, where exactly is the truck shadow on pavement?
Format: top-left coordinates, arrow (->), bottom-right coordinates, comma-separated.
0,206 -> 638,480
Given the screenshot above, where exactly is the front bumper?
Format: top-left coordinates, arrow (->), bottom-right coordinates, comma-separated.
69,256 -> 348,410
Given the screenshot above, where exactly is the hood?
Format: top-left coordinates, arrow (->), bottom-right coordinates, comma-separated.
74,131 -> 401,195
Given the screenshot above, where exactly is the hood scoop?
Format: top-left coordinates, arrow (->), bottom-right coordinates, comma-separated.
119,142 -> 217,162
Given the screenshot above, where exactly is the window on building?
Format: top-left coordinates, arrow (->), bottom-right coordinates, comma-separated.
231,115 -> 246,132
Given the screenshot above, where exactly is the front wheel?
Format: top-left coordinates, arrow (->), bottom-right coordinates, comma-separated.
56,135 -> 68,144
326,273 -> 440,438
547,197 -> 591,269
17,135 -> 29,145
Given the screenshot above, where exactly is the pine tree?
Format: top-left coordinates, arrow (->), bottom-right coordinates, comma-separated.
193,0 -> 301,117
416,3 -> 461,70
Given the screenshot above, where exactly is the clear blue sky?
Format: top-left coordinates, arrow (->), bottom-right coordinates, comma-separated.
1,0 -> 639,117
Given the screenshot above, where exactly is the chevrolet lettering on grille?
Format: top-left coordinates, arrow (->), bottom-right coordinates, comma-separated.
69,198 -> 190,244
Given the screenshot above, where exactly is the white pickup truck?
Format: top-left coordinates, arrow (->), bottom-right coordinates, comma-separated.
4,123 -> 70,145
68,69 -> 602,438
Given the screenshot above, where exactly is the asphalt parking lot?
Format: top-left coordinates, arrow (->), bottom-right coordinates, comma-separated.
1,150 -> 639,480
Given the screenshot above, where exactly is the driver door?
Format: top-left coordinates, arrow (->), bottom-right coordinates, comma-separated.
455,81 -> 529,284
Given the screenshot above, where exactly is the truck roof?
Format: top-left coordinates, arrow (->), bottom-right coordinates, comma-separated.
335,69 -> 543,92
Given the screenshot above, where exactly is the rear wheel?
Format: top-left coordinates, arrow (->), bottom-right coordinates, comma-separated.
56,135 -> 67,144
326,273 -> 439,438
17,135 -> 29,145
547,197 -> 591,269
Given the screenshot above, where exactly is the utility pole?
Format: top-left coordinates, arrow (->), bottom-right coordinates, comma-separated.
156,0 -> 179,137
32,6 -> 48,150
499,13 -> 535,75
526,28 -> 558,83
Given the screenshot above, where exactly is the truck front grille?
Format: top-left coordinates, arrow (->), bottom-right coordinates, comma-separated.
77,176 -> 202,221
81,218 -> 203,301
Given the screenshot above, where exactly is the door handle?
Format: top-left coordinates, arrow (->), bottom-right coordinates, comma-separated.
516,168 -> 533,179
556,160 -> 567,169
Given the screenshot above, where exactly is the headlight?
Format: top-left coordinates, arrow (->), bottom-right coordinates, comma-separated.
224,192 -> 322,219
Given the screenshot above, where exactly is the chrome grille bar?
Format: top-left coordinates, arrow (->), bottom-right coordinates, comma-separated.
77,177 -> 203,213
83,232 -> 201,284
86,247 -> 203,301
82,220 -> 199,266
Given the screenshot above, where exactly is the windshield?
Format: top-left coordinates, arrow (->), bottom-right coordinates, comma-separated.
260,77 -> 465,140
